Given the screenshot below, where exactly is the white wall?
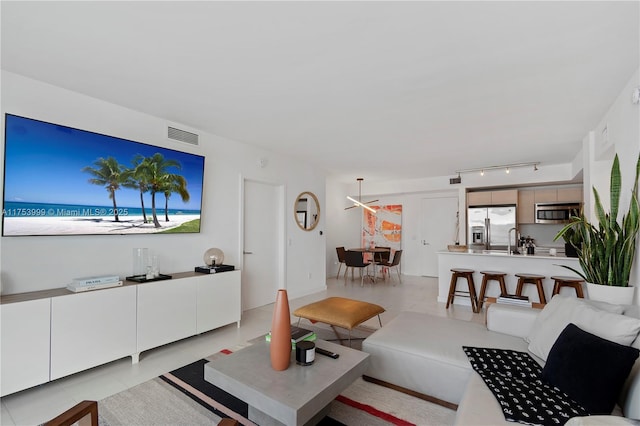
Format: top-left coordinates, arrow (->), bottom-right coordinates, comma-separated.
325,178 -> 360,276
588,68 -> 640,305
0,71 -> 327,301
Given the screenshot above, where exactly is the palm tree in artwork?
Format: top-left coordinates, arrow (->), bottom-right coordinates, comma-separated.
143,153 -> 187,228
82,157 -> 128,222
160,175 -> 190,222
122,155 -> 152,224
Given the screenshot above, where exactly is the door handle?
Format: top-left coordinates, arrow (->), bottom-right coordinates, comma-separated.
243,251 -> 253,254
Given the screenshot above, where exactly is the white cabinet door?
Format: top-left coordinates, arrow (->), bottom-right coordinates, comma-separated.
137,278 -> 197,352
1,299 -> 51,396
197,270 -> 241,333
50,286 -> 136,380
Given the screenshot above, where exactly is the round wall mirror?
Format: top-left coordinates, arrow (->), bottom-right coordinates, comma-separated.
294,192 -> 320,231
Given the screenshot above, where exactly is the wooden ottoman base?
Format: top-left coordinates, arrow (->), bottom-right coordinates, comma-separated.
293,297 -> 385,346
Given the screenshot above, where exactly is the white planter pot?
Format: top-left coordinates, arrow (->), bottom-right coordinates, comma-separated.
585,282 -> 635,305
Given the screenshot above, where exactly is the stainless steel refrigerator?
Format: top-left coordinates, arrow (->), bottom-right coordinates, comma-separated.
467,205 -> 516,250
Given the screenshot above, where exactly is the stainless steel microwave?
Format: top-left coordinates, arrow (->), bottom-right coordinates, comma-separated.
535,203 -> 581,224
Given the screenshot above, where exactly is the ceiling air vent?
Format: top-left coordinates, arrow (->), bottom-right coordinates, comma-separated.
168,126 -> 199,145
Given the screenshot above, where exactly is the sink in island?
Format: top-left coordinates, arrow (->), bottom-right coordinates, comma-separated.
438,250 -> 582,307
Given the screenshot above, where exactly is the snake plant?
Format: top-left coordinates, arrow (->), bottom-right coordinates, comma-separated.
554,153 -> 640,286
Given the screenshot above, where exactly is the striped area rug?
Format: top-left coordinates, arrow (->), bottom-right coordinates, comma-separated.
98,348 -> 456,426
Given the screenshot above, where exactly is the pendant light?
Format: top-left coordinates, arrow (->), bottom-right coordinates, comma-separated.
345,178 -> 378,213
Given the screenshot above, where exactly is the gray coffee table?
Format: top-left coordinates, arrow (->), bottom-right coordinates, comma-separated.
204,338 -> 369,426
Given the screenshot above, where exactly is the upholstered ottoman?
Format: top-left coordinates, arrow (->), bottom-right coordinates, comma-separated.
293,297 -> 385,346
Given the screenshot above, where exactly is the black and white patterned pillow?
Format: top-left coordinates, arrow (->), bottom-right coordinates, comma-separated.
464,347 -> 589,425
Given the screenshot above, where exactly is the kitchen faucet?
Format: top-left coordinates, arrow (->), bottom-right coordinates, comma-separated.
508,227 -> 519,255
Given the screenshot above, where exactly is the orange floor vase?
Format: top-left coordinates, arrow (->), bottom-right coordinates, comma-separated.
270,289 -> 292,371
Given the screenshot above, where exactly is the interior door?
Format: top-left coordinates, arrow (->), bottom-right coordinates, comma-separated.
242,180 -> 282,310
420,196 -> 459,276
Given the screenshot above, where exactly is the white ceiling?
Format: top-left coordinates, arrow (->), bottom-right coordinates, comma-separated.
2,1 -> 638,183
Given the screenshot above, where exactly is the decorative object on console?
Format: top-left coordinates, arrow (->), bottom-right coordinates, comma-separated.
148,255 -> 159,279
72,275 -> 120,287
554,153 -> 640,304
132,248 -> 149,276
203,247 -> 225,267
125,274 -> 172,283
195,248 -> 235,274
194,264 -> 235,274
130,248 -> 163,281
67,280 -> 123,293
270,289 -> 292,371
67,275 -> 122,293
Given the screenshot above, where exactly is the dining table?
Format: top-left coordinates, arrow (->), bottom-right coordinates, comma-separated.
348,247 -> 391,282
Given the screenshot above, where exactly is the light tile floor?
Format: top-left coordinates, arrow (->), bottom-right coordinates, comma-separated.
0,275 -> 484,425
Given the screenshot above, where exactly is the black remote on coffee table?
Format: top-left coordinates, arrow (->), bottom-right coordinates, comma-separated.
315,347 -> 339,359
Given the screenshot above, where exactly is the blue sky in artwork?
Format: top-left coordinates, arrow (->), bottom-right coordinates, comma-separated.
3,114 -> 205,210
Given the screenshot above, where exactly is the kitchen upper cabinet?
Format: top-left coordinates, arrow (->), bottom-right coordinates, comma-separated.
534,188 -> 583,204
557,187 -> 583,202
517,190 -> 535,224
467,190 -> 517,206
534,189 -> 557,203
467,191 -> 492,206
491,190 -> 518,205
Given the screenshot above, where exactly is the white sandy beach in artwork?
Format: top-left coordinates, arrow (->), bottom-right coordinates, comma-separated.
3,214 -> 200,236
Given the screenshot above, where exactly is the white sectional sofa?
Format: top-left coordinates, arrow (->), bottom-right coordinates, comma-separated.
361,296 -> 640,425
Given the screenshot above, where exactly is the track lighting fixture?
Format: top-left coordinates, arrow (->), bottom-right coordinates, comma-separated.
455,162 -> 540,177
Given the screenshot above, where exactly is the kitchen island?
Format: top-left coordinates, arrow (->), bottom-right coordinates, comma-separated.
438,250 -> 582,308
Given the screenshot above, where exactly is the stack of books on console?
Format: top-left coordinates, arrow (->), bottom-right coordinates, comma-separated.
265,325 -> 317,349
496,294 -> 532,307
67,275 -> 123,292
195,264 -> 235,274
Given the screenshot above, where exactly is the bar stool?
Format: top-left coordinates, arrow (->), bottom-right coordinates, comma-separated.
551,276 -> 585,298
446,268 -> 479,313
515,273 -> 547,304
477,271 -> 508,310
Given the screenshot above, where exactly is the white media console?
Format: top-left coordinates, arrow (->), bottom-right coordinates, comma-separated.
0,270 -> 241,397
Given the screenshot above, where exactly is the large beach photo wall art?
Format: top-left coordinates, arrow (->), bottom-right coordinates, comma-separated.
2,114 -> 206,236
